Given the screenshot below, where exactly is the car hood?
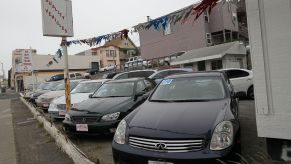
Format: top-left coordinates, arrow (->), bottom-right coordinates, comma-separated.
52,93 -> 91,105
71,97 -> 133,115
39,90 -> 65,99
128,100 -> 229,138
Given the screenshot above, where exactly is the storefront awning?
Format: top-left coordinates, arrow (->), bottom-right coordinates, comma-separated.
171,41 -> 247,65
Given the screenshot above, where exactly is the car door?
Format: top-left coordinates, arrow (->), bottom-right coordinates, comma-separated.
130,80 -> 148,112
225,69 -> 252,93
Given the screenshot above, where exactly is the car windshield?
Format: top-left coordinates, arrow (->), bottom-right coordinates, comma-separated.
150,77 -> 226,102
43,82 -> 60,91
92,82 -> 134,98
71,82 -> 102,94
54,83 -> 66,91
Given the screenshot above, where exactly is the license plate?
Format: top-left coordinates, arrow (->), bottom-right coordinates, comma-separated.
43,104 -> 49,107
59,110 -> 66,116
76,124 -> 88,132
148,161 -> 173,164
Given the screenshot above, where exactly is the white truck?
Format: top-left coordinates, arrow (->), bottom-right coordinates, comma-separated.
246,0 -> 291,162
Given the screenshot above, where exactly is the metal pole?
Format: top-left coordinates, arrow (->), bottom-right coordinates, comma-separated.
30,47 -> 35,92
62,37 -> 71,112
0,62 -> 3,93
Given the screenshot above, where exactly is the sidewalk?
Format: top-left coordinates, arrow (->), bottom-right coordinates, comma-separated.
0,99 -> 17,164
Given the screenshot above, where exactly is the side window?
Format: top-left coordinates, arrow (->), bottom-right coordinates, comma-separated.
227,70 -> 249,79
75,73 -> 82,77
70,74 -> 75,78
144,79 -> 155,90
116,73 -> 128,80
136,81 -> 146,93
70,82 -> 77,90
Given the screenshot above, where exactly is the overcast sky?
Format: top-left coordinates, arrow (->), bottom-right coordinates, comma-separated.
0,0 -> 199,77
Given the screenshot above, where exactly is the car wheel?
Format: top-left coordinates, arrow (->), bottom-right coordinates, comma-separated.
247,86 -> 254,100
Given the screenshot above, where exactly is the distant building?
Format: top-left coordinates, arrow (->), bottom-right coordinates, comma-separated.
76,37 -> 139,68
138,1 -> 247,68
171,41 -> 247,71
11,49 -> 100,92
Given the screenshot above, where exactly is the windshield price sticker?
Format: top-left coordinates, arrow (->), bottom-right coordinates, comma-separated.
161,79 -> 173,85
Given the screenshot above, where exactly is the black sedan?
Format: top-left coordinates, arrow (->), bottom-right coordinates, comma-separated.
63,78 -> 156,134
112,72 -> 240,164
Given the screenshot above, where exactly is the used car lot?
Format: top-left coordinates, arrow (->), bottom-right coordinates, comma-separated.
22,69 -> 260,163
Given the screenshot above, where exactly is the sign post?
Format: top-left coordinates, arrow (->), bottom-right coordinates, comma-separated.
62,37 -> 71,113
41,0 -> 74,112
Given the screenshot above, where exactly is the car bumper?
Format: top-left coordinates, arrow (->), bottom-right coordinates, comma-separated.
36,100 -> 50,109
112,142 -> 235,164
48,109 -> 66,119
63,120 -> 119,134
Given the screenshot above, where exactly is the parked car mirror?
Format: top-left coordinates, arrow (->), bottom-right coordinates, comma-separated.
89,94 -> 93,98
134,91 -> 145,100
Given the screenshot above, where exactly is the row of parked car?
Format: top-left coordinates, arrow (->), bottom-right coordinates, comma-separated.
24,68 -> 253,163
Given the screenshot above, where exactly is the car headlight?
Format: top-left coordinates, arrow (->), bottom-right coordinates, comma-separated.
114,120 -> 127,144
64,114 -> 71,121
210,121 -> 234,151
101,112 -> 120,121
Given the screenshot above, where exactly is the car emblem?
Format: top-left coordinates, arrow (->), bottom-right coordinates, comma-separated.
155,143 -> 167,151
82,118 -> 86,123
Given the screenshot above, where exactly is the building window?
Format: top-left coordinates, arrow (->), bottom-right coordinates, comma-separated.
106,50 -> 110,57
110,50 -> 116,57
92,52 -> 97,56
204,11 -> 209,23
211,60 -> 222,70
206,33 -> 212,45
198,61 -> 206,71
163,22 -> 172,35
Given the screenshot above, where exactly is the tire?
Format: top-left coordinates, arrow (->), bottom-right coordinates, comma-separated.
247,86 -> 254,100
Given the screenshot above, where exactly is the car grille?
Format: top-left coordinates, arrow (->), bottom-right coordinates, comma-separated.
129,136 -> 204,153
57,104 -> 66,110
71,116 -> 99,124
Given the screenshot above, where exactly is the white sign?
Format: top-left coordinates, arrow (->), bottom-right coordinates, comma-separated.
41,0 -> 74,37
21,50 -> 32,65
19,64 -> 32,72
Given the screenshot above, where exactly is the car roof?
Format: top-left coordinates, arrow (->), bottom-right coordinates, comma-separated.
112,70 -> 157,79
166,71 -> 224,79
107,77 -> 145,83
79,79 -> 109,84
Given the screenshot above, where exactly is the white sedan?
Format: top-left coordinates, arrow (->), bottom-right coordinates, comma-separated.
220,68 -> 254,99
100,64 -> 116,72
48,79 -> 109,119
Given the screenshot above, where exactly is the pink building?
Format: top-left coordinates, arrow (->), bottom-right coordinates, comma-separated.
139,2 -> 239,60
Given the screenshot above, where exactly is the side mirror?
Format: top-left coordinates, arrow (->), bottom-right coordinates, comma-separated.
134,91 -> 145,100
89,94 -> 93,98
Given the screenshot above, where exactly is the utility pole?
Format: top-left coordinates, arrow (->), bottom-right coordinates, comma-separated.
62,37 -> 71,113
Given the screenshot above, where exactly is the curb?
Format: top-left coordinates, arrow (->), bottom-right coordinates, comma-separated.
20,97 -> 95,164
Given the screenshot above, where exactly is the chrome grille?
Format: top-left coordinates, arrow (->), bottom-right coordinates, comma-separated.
129,136 -> 204,153
71,116 -> 99,124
